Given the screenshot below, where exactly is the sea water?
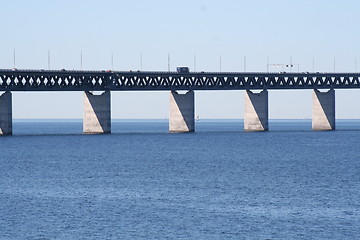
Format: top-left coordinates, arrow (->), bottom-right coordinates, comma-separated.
0,120 -> 359,239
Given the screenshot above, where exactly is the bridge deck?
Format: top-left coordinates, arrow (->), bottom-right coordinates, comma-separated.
1,69 -> 360,91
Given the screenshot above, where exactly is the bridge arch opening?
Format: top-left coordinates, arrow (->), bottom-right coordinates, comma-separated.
195,90 -> 243,120
13,92 -> 83,120
111,91 -> 168,120
10,92 -> 82,134
269,90 -> 312,120
336,89 -> 360,120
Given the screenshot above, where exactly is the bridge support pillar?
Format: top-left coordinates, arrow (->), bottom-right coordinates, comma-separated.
83,91 -> 111,134
0,92 -> 12,135
244,90 -> 268,131
169,90 -> 195,133
312,89 -> 335,131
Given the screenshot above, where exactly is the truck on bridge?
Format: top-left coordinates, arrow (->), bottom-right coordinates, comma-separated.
177,66 -> 189,73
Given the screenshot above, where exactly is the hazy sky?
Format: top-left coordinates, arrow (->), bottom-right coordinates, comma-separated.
1,0 -> 360,119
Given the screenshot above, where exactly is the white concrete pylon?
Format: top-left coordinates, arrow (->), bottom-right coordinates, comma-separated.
169,90 -> 195,133
312,89 -> 335,131
244,90 -> 268,131
83,91 -> 111,134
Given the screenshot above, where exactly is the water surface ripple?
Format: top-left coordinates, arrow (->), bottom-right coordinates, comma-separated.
0,120 -> 359,239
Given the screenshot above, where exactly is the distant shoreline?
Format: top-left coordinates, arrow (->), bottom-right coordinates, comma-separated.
12,118 -> 360,123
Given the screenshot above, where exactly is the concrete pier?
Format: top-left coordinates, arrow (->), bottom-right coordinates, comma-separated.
0,92 -> 12,135
169,90 -> 195,133
312,89 -> 335,131
244,90 -> 268,131
83,91 -> 111,134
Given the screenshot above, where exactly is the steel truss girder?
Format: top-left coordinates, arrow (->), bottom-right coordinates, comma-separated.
1,69 -> 360,91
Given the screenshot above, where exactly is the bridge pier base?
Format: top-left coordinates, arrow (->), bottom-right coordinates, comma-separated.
83,91 -> 111,134
169,90 -> 195,133
244,90 -> 268,131
312,89 -> 335,131
0,92 -> 12,135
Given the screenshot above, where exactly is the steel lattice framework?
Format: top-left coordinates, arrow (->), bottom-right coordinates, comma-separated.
1,69 -> 360,91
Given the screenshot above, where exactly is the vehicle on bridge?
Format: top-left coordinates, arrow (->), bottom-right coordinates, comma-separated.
177,66 -> 189,73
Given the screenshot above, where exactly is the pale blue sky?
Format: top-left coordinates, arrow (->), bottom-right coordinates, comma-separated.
1,0 -> 360,119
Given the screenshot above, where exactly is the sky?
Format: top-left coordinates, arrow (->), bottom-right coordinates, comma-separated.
1,0 -> 360,119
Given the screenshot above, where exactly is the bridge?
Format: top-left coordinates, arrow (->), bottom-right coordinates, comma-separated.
1,69 -> 360,135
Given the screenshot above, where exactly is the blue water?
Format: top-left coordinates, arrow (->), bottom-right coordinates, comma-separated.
1,120 -> 359,239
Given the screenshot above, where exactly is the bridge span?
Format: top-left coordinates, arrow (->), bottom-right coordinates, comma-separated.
1,69 -> 360,135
